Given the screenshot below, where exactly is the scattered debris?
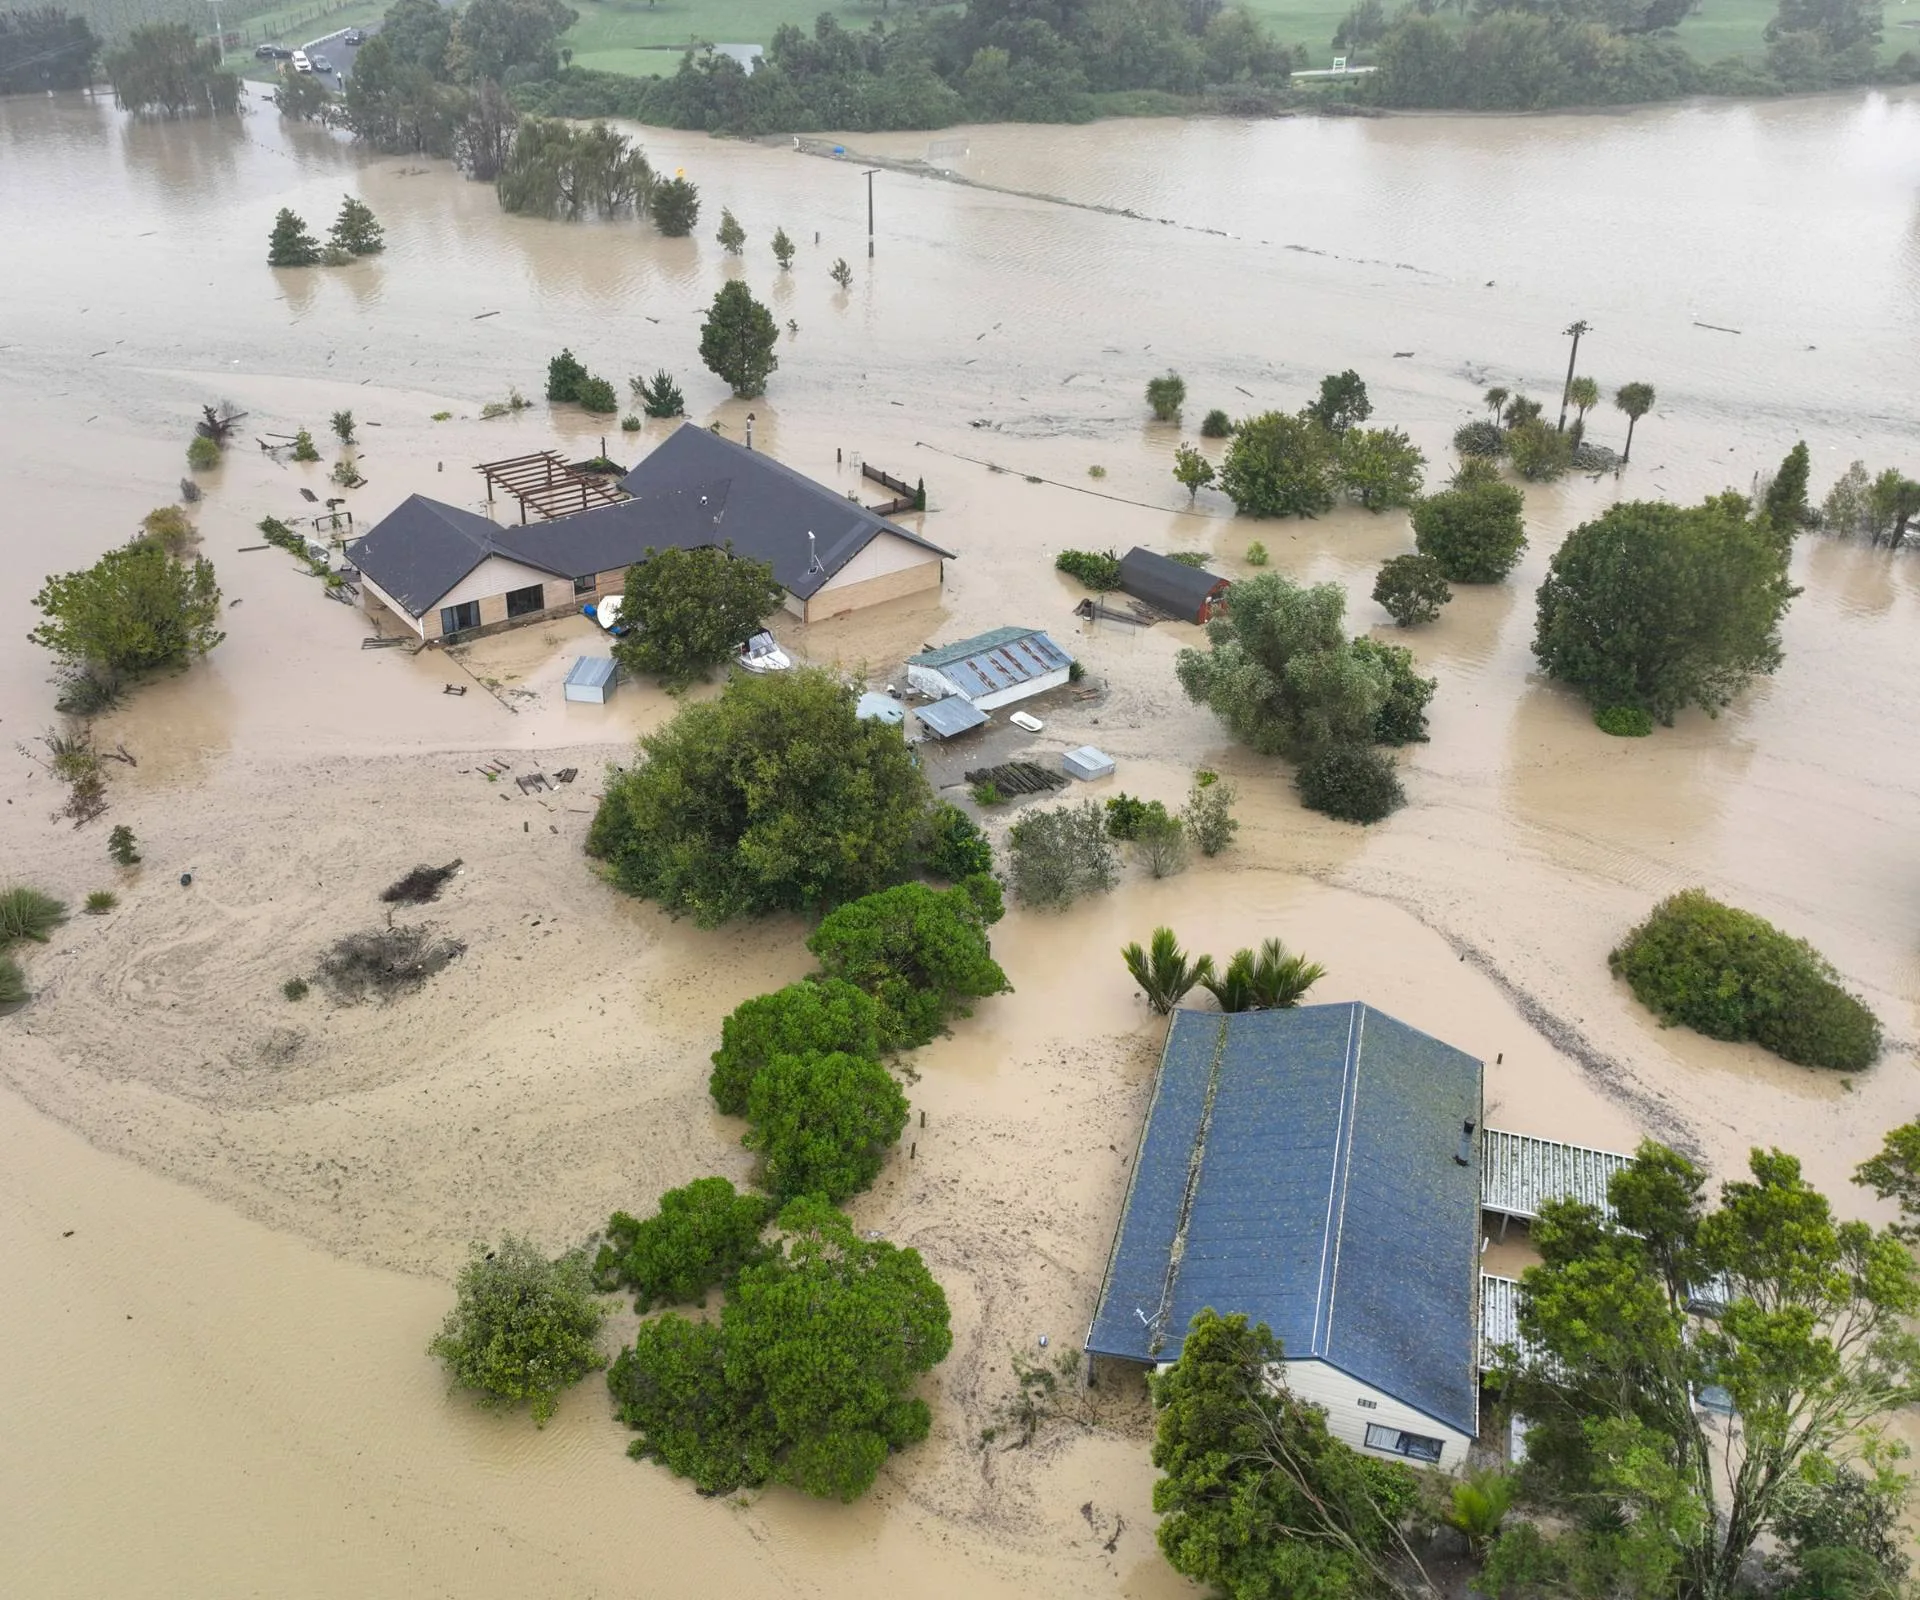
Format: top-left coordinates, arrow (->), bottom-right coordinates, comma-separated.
380,860 -> 463,905
962,761 -> 1065,796
318,924 -> 465,1003
361,636 -> 408,649
515,773 -> 552,794
553,768 -> 578,784
442,683 -> 467,696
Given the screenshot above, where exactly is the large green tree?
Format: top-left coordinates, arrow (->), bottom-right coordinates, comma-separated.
1533,494 -> 1797,723
1152,1309 -> 1426,1600
344,1 -> 463,156
1175,571 -> 1392,760
611,544 -> 784,688
428,1237 -> 607,1425
30,540 -> 223,685
1413,470 -> 1527,582
496,118 -> 654,219
744,1050 -> 910,1202
608,1197 -> 951,1501
805,877 -> 1009,1051
1494,1142 -> 1920,1600
594,1178 -> 771,1310
586,669 -> 934,925
709,978 -> 882,1116
1303,369 -> 1373,436
447,0 -> 577,82
102,23 -> 239,116
0,8 -> 98,93
1218,411 -> 1335,519
1335,426 -> 1425,511
700,279 -> 780,399
1762,440 -> 1813,535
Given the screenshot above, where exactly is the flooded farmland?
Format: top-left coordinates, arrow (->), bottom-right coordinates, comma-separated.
1,84 -> 1918,1598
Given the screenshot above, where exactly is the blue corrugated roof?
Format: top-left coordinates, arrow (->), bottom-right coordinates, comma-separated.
1086,1003 -> 1483,1437
908,628 -> 1073,699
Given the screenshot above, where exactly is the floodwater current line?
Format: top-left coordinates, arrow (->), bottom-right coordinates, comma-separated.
913,440 -> 1222,520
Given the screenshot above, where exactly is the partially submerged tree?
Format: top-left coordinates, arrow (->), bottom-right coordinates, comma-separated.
611,544 -> 784,688
1373,553 -> 1452,626
328,196 -> 385,256
103,22 -> 239,116
1153,1310 -> 1426,1598
648,175 -> 700,236
1492,1142 -> 1920,1600
1304,369 -> 1372,436
1182,769 -> 1238,856
30,540 -> 223,688
497,117 -> 653,219
709,978 -> 881,1116
594,1179 -> 771,1311
1412,471 -> 1526,582
829,257 -> 853,290
1172,442 -> 1216,505
771,225 -> 795,269
546,346 -> 588,402
1005,800 -> 1119,910
633,369 -> 686,419
428,1236 -> 606,1425
267,208 -> 322,267
1218,411 -> 1335,519
715,206 -> 746,254
1533,494 -> 1797,722
608,1196 -> 951,1501
1146,371 -> 1187,422
1121,927 -> 1213,1014
586,669 -> 934,925
807,877 -> 1009,1051
1335,426 -> 1425,511
744,1050 -> 910,1202
1614,380 -> 1656,462
699,279 -> 780,398
1202,937 -> 1324,1012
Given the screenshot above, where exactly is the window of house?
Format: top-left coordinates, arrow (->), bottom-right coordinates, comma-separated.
574,574 -> 596,595
1364,1423 -> 1445,1463
439,600 -> 482,636
505,583 -> 546,619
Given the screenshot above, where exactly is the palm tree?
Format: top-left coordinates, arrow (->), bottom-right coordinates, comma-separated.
1614,381 -> 1655,463
1122,928 -> 1214,1015
1567,376 -> 1598,431
1200,949 -> 1258,1013
1503,394 -> 1542,429
1248,938 -> 1325,1009
1482,386 -> 1509,421
1441,1469 -> 1516,1558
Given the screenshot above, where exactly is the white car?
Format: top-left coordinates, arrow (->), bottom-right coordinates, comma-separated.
737,630 -> 792,673
290,49 -> 312,72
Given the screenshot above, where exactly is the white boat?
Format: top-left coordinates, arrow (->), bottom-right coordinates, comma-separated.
585,595 -> 626,633
738,630 -> 792,673
1009,710 -> 1044,733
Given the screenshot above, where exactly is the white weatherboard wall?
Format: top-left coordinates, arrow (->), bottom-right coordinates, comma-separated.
1280,1358 -> 1473,1473
819,530 -> 939,592
439,553 -> 556,611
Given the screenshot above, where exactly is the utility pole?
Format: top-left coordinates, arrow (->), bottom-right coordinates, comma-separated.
863,168 -> 879,259
209,0 -> 224,60
1558,319 -> 1590,432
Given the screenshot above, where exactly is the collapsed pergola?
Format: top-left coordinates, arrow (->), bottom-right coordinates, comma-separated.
475,451 -> 627,523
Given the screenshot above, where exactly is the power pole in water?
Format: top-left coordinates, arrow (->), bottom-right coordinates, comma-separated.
209,0 -> 225,60
1558,319 -> 1590,432
863,168 -> 879,258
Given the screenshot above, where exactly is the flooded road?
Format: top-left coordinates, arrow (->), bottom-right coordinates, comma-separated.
2,85 -> 1918,1597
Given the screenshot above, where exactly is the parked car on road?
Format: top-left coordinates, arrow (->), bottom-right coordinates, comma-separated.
342,28 -> 366,43
255,43 -> 291,59
290,49 -> 311,72
310,53 -> 334,73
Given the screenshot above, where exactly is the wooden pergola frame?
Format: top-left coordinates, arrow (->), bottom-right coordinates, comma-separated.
475,451 -> 628,523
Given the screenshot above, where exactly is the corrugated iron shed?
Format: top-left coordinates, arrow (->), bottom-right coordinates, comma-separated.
563,656 -> 617,703
1119,547 -> 1230,622
916,695 -> 988,739
1086,1003 -> 1484,1437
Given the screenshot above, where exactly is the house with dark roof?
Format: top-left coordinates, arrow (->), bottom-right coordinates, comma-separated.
1086,1002 -> 1484,1471
1119,547 -> 1230,624
905,626 -> 1074,710
346,426 -> 955,641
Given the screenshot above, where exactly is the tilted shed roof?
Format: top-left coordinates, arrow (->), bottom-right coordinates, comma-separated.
908,627 -> 1073,698
619,424 -> 955,599
1119,547 -> 1229,616
915,695 -> 989,738
1087,1003 -> 1484,1437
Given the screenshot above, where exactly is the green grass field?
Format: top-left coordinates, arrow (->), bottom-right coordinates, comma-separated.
561,0 -> 1915,74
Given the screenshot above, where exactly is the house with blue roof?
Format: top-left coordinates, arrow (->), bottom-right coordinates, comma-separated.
1086,1002 -> 1485,1471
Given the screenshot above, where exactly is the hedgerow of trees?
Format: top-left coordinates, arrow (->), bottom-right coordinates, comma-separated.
102,22 -> 239,117
586,669 -> 934,925
0,7 -> 97,93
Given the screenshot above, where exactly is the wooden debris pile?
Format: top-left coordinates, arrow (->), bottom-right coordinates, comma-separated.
962,761 -> 1065,795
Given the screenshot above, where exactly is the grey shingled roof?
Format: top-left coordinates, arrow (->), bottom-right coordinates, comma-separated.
1086,1003 -> 1483,1437
344,495 -> 508,618
1119,547 -> 1229,619
491,483 -> 732,580
908,627 -> 1073,698
620,424 -> 955,600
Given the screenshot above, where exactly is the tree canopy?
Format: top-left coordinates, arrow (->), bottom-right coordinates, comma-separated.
1412,473 -> 1527,583
1493,1141 -> 1920,1600
1334,426 -> 1425,511
102,23 -> 239,116
607,1196 -> 951,1501
593,1178 -> 772,1310
586,669 -> 935,925
447,0 -> 577,82
1152,1309 -> 1424,1600
744,1050 -> 910,1202
806,877 -> 1009,1051
709,978 -> 883,1116
497,118 -> 653,218
610,545 -> 784,688
1533,494 -> 1797,723
1218,411 -> 1336,519
428,1236 -> 607,1425
1,8 -> 99,93
30,540 -> 224,686
700,280 -> 780,398
1303,369 -> 1373,436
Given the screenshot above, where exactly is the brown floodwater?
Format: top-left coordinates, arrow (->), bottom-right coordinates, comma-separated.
2,85 -> 1919,1596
